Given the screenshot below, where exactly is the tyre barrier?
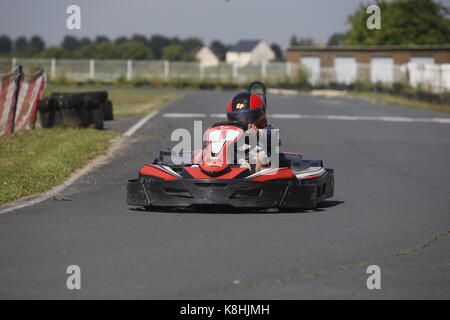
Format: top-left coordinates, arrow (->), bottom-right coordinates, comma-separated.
37,91 -> 114,129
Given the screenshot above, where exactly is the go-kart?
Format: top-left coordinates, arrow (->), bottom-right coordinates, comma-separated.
127,83 -> 334,211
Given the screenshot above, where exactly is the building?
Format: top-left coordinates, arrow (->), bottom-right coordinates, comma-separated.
226,40 -> 276,67
195,46 -> 220,68
286,45 -> 450,85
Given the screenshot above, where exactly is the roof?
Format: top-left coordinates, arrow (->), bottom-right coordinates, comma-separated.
287,45 -> 450,52
230,40 -> 261,53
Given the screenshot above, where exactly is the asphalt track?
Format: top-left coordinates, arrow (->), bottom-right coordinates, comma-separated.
0,91 -> 449,299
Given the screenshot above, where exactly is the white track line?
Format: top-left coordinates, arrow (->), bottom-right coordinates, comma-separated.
162,112 -> 450,124
163,113 -> 206,118
124,110 -> 158,137
0,110 -> 159,215
270,114 -> 450,124
210,113 -> 227,118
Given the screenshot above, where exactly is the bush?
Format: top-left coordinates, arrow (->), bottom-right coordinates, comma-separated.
291,65 -> 309,87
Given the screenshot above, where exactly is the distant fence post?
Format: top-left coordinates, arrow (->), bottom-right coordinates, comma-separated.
232,64 -> 239,83
10,65 -> 23,134
164,60 -> 170,80
126,60 -> 133,81
286,62 -> 293,79
261,62 -> 267,80
89,59 -> 95,80
199,64 -> 204,80
50,58 -> 56,79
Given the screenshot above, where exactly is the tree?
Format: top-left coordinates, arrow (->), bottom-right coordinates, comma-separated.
290,35 -> 298,46
182,37 -> 203,53
162,44 -> 184,61
40,47 -> 66,59
210,40 -> 228,61
29,35 -> 45,52
345,0 -> 450,45
0,35 -> 13,54
117,41 -> 153,60
62,36 -> 81,51
131,34 -> 148,46
297,38 -> 314,45
327,33 -> 346,45
14,36 -> 28,53
115,36 -> 129,44
270,43 -> 284,60
74,42 -> 119,59
149,34 -> 172,59
290,35 -> 314,46
80,37 -> 92,47
95,36 -> 110,44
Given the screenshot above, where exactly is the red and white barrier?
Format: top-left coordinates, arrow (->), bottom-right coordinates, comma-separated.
0,72 -> 18,136
0,67 -> 46,136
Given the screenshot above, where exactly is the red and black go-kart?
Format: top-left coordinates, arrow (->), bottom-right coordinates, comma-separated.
127,84 -> 334,212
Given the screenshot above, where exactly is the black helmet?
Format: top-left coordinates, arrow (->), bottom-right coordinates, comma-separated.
226,92 -> 267,129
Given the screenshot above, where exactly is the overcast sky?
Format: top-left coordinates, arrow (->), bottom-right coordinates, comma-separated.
1,0 -> 449,48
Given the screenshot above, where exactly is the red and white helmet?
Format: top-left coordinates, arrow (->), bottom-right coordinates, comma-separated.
227,92 -> 267,129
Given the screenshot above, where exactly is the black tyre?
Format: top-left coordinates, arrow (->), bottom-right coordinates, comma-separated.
82,91 -> 108,102
53,110 -> 64,127
92,106 -> 104,130
102,100 -> 114,121
37,97 -> 57,112
39,110 -> 53,128
52,93 -> 84,110
61,108 -> 83,128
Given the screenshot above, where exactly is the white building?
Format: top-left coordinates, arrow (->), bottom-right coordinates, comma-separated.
195,46 -> 220,68
226,40 -> 275,67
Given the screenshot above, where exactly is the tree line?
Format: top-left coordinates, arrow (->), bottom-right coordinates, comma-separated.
292,0 -> 449,46
0,34 -> 284,61
2,0 -> 446,61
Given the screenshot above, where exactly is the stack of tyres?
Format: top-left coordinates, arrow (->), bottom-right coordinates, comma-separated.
37,97 -> 63,128
102,100 -> 114,121
37,91 -> 114,129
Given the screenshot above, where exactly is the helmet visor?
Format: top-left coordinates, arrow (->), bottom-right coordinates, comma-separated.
227,109 -> 265,129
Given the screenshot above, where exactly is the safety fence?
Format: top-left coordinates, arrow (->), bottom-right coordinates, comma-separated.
0,66 -> 46,136
0,58 -> 449,92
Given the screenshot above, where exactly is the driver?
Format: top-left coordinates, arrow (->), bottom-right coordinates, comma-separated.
226,92 -> 278,172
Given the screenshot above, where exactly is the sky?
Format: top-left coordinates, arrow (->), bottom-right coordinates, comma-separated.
0,0 -> 449,49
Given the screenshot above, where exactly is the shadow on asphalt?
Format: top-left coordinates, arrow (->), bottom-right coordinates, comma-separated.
128,200 -> 345,215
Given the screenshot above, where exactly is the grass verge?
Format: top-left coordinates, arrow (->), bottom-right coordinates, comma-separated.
45,88 -> 183,117
347,91 -> 450,114
108,90 -> 182,116
0,128 -> 116,206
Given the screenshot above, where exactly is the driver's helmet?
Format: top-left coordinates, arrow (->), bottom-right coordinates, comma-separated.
226,92 -> 267,129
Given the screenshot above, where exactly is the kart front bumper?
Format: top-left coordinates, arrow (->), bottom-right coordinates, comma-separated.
127,178 -> 329,210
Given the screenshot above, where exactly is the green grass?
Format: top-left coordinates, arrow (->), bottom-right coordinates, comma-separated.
108,90 -> 182,116
348,91 -> 450,114
0,128 -> 116,206
45,88 -> 182,117
0,88 -> 180,206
